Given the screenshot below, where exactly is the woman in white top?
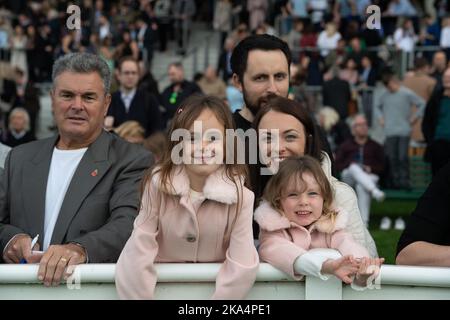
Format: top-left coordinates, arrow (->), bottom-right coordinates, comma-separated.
317,21 -> 342,57
393,18 -> 418,53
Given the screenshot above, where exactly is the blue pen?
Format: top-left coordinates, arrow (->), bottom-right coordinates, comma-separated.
19,234 -> 39,264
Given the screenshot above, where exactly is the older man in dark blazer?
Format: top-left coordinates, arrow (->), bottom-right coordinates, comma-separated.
0,53 -> 153,287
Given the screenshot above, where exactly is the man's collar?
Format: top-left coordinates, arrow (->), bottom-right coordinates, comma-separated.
239,107 -> 254,124
121,88 -> 137,98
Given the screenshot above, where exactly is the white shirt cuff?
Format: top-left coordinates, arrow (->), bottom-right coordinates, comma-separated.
294,248 -> 342,280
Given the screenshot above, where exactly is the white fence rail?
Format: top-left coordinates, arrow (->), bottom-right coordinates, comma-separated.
1,263 -> 450,300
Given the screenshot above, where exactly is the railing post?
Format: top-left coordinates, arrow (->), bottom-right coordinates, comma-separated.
305,276 -> 342,300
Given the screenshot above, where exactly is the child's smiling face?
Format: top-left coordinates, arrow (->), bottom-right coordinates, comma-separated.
183,108 -> 225,181
279,172 -> 324,227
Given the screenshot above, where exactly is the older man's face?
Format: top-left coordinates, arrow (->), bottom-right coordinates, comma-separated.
51,71 -> 111,148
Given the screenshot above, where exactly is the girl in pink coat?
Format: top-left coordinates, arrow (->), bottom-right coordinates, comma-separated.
255,156 -> 383,287
115,95 -> 259,299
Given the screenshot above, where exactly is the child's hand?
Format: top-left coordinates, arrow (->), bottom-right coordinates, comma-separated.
354,257 -> 385,287
321,255 -> 359,284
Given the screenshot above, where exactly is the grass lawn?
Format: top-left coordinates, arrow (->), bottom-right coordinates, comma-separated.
368,199 -> 418,264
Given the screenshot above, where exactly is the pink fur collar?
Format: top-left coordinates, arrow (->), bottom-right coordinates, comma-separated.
151,166 -> 243,204
254,200 -> 349,233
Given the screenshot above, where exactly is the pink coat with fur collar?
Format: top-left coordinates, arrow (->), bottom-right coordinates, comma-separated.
254,201 -> 369,280
115,166 -> 259,299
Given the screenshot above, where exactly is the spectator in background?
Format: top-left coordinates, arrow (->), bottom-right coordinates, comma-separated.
138,61 -> 160,99
339,57 -> 360,86
420,14 -> 440,50
135,15 -> 157,68
393,19 -> 419,69
375,72 -> 426,189
114,120 -> 145,144
422,67 -> 450,175
393,18 -> 418,58
403,57 -> 436,144
323,66 -> 352,120
213,0 -> 233,46
197,66 -> 227,100
154,0 -> 172,52
308,0 -> 328,31
10,25 -> 27,78
247,0 -> 268,31
2,107 -> 35,147
335,114 -> 386,228
359,54 -> 378,125
173,0 -> 196,55
114,29 -> 139,63
317,106 -> 351,154
217,37 -> 235,83
317,21 -> 342,58
107,57 -> 163,137
385,0 -> 418,17
287,19 -> 304,57
431,50 -> 447,89
160,62 -> 202,125
345,37 -> 366,69
11,67 -> 40,137
98,36 -> 115,72
440,16 -> 450,61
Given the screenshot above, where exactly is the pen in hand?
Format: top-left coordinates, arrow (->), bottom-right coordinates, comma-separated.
19,234 -> 39,264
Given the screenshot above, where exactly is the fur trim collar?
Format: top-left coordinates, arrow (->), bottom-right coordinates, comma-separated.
151,166 -> 243,204
254,200 -> 349,234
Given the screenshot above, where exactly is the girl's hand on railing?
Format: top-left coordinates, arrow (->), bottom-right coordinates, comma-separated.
321,255 -> 359,284
354,257 -> 385,287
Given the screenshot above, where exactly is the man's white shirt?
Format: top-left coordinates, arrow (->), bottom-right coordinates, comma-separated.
43,147 -> 88,250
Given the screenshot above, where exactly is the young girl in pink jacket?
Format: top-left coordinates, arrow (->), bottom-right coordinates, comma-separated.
255,156 -> 383,287
115,95 -> 258,299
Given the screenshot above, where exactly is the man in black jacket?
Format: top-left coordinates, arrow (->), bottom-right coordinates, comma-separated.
107,57 -> 164,137
160,62 -> 202,125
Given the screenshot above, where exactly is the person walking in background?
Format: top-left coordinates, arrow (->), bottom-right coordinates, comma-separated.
375,71 -> 425,190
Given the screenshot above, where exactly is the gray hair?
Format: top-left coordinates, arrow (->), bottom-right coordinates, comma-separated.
52,52 -> 111,93
9,107 -> 30,132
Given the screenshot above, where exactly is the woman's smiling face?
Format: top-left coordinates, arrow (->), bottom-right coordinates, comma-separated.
258,110 -> 306,166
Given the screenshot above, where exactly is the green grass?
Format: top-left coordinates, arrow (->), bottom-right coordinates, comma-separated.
368,199 -> 418,264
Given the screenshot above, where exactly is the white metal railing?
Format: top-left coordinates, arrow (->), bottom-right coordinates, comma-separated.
1,263 -> 450,300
